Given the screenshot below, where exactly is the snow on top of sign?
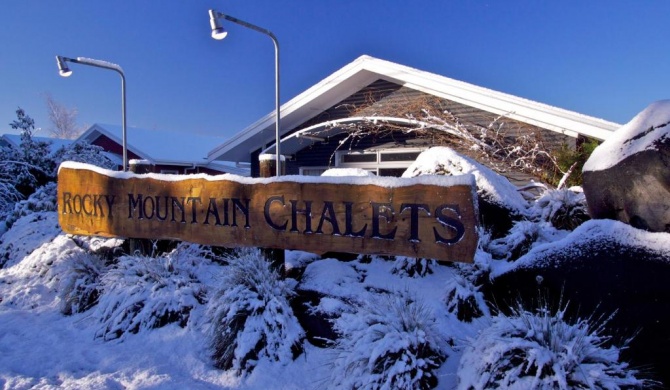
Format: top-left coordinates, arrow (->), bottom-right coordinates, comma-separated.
58,161 -> 476,188
583,100 -> 670,172
321,168 -> 375,177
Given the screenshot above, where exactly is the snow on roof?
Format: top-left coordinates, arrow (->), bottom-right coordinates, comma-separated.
207,55 -> 621,164
79,123 -> 238,167
1,134 -> 74,156
583,100 -> 670,172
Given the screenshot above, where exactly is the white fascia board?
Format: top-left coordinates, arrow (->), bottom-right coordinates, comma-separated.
363,58 -> 620,140
207,56 -> 379,163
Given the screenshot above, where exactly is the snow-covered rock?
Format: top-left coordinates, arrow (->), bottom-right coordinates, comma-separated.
404,147 -> 528,237
583,100 -> 670,232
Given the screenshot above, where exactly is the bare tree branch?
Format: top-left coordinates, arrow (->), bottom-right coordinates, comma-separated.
319,92 -> 569,184
44,93 -> 83,139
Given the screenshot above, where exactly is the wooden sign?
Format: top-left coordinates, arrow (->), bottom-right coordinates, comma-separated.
57,162 -> 479,263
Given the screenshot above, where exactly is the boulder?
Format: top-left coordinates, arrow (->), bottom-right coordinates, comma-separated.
485,220 -> 670,386
583,100 -> 670,232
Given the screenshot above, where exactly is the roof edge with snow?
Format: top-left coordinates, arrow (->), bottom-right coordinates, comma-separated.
207,55 -> 621,163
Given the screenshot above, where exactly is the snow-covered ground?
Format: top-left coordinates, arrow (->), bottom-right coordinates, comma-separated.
2,128 -> 669,388
0,203 -> 665,388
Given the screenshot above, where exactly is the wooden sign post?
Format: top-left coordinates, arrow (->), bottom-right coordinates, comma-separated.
57,162 -> 479,263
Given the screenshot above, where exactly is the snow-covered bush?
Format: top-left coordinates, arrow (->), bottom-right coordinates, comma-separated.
444,272 -> 490,322
3,182 -> 58,232
486,220 -> 542,261
529,188 -> 589,231
6,108 -> 55,197
0,234 -> 88,309
444,228 -> 493,322
208,248 -> 304,375
57,250 -> 106,315
93,252 -> 206,340
0,164 -> 23,228
329,292 -> 447,390
444,238 -> 492,322
52,141 -> 116,174
485,220 -> 568,262
457,302 -> 648,389
391,256 -> 435,278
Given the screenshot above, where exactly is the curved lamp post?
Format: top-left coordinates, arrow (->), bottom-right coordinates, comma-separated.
56,56 -> 128,171
208,9 -> 281,176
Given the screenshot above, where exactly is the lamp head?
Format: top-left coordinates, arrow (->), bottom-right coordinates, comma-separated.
56,56 -> 72,77
209,10 -> 228,40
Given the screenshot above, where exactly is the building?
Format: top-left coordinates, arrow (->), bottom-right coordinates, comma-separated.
77,123 -> 249,175
206,55 -> 620,184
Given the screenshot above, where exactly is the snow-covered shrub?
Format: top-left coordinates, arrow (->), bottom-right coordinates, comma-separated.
530,188 -> 589,231
52,141 -> 116,173
444,238 -> 492,322
457,302 -> 648,389
485,220 -> 567,262
208,248 -> 304,375
444,228 -> 493,322
486,220 -> 541,261
444,272 -> 490,322
0,165 -> 23,229
391,256 -> 435,278
0,234 -> 87,309
93,252 -> 206,340
57,250 -> 106,315
6,108 -> 55,197
329,292 -> 447,390
0,211 -> 61,269
3,182 -> 58,232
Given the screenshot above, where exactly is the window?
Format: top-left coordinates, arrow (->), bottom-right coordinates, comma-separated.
380,151 -> 422,162
325,147 -> 427,177
341,153 -> 377,163
299,167 -> 329,176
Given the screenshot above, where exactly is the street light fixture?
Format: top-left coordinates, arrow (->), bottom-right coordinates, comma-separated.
208,9 -> 281,176
55,55 -> 128,171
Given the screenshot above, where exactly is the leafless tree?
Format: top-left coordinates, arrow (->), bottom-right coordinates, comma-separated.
320,93 -> 572,186
44,92 -> 84,139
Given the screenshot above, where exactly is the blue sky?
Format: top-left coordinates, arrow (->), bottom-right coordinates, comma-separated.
1,1 -> 668,139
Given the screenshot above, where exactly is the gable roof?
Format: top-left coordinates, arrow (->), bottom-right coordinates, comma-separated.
207,55 -> 621,164
77,124 -> 249,175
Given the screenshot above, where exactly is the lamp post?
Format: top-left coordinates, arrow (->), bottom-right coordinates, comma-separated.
56,56 -> 128,171
208,9 -> 281,176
